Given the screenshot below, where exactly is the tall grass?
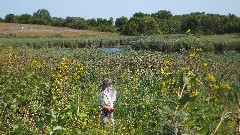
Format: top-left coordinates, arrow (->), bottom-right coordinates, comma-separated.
1,34 -> 240,52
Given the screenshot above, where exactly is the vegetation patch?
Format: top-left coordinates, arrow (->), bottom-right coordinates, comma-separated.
0,41 -> 239,134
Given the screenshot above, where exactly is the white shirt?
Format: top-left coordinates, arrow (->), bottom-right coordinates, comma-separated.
98,85 -> 116,107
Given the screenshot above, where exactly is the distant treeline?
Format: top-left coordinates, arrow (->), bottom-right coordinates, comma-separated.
1,9 -> 240,35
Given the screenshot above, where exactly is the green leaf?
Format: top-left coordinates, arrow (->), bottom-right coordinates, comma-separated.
179,93 -> 197,105
179,71 -> 189,88
179,71 -> 184,88
36,120 -> 44,131
66,112 -> 73,119
163,106 -> 173,114
12,124 -> 19,130
53,126 -> 63,131
183,73 -> 189,85
179,93 -> 190,105
78,112 -> 87,118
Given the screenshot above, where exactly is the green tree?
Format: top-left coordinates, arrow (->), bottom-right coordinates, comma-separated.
123,15 -> 160,35
0,17 -> 3,22
115,16 -> 128,33
180,13 -> 203,34
96,18 -> 116,32
86,18 -> 98,30
75,17 -> 87,29
151,10 -> 176,34
64,17 -> 88,29
225,14 -> 240,33
18,14 -> 32,24
201,14 -> 223,34
96,18 -> 108,26
159,17 -> 181,34
65,16 -> 75,28
87,18 -> 97,27
133,12 -> 148,18
122,21 -> 138,35
32,9 -> 52,25
52,17 -> 65,27
5,14 -> 18,23
152,10 -> 173,20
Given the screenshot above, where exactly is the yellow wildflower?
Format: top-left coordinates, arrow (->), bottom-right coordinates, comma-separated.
172,79 -> 176,84
132,85 -> 137,90
32,59 -> 38,65
206,74 -> 216,82
99,67 -> 103,72
162,81 -> 166,88
209,84 -> 219,90
76,63 -> 84,73
187,70 -> 194,76
79,67 -> 84,73
203,63 -> 208,67
135,69 -> 140,75
186,29 -> 191,34
196,48 -> 202,52
191,90 -> 199,96
164,60 -> 170,65
161,68 -> 165,74
189,53 -> 195,58
21,66 -> 25,71
220,82 -> 232,90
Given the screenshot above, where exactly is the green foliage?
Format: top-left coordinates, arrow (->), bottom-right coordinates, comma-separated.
18,14 -> 32,24
1,34 -> 240,52
64,16 -> 88,30
4,14 -> 18,23
32,9 -> 52,25
52,17 -> 65,27
0,41 -> 239,134
181,13 -> 202,33
2,9 -> 240,35
115,16 -> 128,33
152,10 -> 173,20
122,14 -> 160,35
86,18 -> 98,28
96,17 -> 117,32
130,34 -> 240,52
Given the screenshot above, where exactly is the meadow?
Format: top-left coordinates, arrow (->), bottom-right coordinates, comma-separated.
1,34 -> 240,53
0,23 -> 239,134
0,40 -> 239,134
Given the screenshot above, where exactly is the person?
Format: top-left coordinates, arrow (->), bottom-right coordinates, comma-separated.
98,78 -> 116,128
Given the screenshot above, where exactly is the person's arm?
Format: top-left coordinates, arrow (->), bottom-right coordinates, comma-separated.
101,105 -> 115,112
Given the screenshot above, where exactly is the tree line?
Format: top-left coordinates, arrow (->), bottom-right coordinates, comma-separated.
1,9 -> 240,35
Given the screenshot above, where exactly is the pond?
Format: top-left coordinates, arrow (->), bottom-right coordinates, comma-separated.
99,47 -> 122,52
99,45 -> 131,52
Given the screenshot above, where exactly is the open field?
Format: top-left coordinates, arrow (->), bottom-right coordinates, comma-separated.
0,42 -> 239,134
1,23 -> 240,52
0,23 -> 116,38
1,33 -> 240,53
0,23 -> 239,134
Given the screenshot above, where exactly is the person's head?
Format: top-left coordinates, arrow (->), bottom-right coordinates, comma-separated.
101,78 -> 112,89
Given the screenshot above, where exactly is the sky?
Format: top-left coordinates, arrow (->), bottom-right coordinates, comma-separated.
0,0 -> 239,20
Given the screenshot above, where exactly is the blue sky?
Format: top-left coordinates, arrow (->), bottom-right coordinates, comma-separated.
0,0 -> 239,19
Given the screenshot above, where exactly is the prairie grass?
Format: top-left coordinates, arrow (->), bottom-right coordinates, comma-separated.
0,23 -> 115,38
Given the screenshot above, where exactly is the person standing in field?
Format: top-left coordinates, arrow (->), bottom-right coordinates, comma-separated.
98,78 -> 116,128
